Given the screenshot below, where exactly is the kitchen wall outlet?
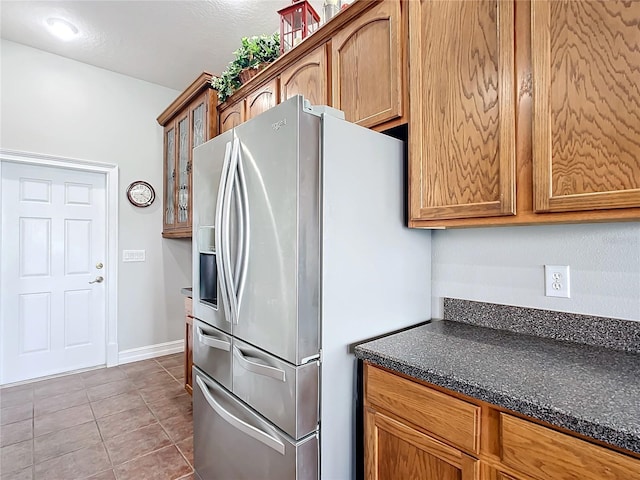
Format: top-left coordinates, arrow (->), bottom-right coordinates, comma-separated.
545,265 -> 570,298
122,250 -> 145,262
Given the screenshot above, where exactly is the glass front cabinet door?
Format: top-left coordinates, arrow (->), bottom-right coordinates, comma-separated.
158,73 -> 216,238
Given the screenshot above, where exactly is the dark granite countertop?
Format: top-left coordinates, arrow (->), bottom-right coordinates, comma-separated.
355,320 -> 640,455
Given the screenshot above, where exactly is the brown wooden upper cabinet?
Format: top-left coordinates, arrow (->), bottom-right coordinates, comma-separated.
409,0 -> 640,228
246,78 -> 279,121
219,100 -> 244,134
331,0 -> 405,129
532,0 -> 640,214
408,0 -> 516,225
158,73 -> 217,238
280,44 -> 328,106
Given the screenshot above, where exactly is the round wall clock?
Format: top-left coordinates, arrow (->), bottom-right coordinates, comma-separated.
126,180 -> 155,207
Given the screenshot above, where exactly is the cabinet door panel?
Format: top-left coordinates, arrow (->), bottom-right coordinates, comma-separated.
331,0 -> 403,128
409,0 -> 516,222
176,113 -> 190,227
366,409 -> 479,480
532,0 -> 640,212
246,78 -> 279,121
280,44 -> 328,106
163,124 -> 176,230
219,101 -> 244,134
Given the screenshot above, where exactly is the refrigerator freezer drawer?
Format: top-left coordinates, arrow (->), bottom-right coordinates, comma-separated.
193,320 -> 232,391
194,368 -> 319,480
233,338 -> 319,440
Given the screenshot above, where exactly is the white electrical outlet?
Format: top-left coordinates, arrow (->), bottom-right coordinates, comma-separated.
545,265 -> 570,298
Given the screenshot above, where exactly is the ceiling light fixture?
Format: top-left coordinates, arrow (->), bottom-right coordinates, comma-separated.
46,18 -> 79,41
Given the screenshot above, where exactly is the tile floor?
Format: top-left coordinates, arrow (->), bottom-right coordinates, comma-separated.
0,353 -> 194,480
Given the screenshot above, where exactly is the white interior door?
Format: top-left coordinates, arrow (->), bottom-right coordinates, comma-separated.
1,161 -> 107,384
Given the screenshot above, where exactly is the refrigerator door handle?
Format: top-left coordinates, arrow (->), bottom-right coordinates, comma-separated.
197,327 -> 231,351
195,375 -> 286,455
222,137 -> 240,324
235,140 -> 250,309
215,141 -> 233,325
233,346 -> 286,382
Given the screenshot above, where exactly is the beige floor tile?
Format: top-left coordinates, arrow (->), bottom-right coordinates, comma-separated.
160,413 -> 193,443
81,368 -> 128,388
34,389 -> 88,417
0,466 -> 33,480
34,404 -> 94,437
114,446 -> 192,480
32,375 -> 85,399
90,392 -> 145,419
104,423 -> 172,466
95,405 -> 157,440
84,470 -> 115,480
176,436 -> 193,467
33,443 -> 110,480
0,440 -> 33,476
0,386 -> 34,410
147,393 -> 192,421
34,421 -> 101,463
0,419 -> 32,448
86,379 -> 133,402
1,404 -> 33,426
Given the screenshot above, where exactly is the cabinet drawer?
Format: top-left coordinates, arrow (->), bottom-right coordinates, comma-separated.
366,365 -> 480,453
500,414 -> 640,480
184,296 -> 193,317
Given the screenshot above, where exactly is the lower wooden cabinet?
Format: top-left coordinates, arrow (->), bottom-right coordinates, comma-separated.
364,364 -> 640,480
184,297 -> 193,395
366,408 -> 479,480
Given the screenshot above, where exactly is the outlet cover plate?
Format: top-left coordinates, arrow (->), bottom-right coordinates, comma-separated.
545,265 -> 570,298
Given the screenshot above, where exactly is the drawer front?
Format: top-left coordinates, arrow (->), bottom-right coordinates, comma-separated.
233,338 -> 319,440
193,320 -> 232,390
194,368 -> 318,480
184,296 -> 193,317
366,365 -> 480,453
500,413 -> 640,480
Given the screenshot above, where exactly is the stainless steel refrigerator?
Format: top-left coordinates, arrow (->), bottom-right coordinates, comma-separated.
191,96 -> 431,480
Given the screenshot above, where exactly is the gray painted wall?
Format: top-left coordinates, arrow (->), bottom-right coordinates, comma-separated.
431,222 -> 640,322
1,40 -> 191,352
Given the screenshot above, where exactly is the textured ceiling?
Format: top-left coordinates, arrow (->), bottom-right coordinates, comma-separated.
0,0 -> 325,91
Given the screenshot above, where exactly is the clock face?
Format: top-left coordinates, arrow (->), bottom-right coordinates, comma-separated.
126,181 -> 155,207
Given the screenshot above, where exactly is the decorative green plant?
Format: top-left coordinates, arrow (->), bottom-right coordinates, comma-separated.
211,33 -> 281,103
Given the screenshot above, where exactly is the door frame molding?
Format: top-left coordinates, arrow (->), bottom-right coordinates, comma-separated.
0,149 -> 119,367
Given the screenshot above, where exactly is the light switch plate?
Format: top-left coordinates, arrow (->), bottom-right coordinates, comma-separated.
122,250 -> 145,262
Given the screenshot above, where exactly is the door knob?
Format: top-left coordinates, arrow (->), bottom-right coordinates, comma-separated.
89,276 -> 104,284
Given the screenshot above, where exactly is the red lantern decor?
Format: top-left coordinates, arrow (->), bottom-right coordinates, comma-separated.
277,0 -> 320,54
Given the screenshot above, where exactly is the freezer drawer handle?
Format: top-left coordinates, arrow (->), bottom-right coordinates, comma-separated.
195,376 -> 285,455
197,327 -> 231,351
233,346 -> 286,382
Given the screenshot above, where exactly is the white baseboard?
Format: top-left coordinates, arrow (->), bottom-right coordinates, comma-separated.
118,340 -> 184,365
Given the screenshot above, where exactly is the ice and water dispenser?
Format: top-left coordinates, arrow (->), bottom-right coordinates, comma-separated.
198,226 -> 217,308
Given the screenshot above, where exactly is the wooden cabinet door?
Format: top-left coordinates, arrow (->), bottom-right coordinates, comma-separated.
280,44 -> 328,106
331,0 -> 403,128
409,0 -> 516,224
246,78 -> 279,121
162,122 -> 177,233
219,100 -> 244,134
366,408 -> 479,480
532,0 -> 640,213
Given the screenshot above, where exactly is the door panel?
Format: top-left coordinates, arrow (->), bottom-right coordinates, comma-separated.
246,78 -> 279,121
192,129 -> 235,334
1,162 -> 106,384
231,97 -> 321,365
280,44 -> 328,106
532,0 -> 640,212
